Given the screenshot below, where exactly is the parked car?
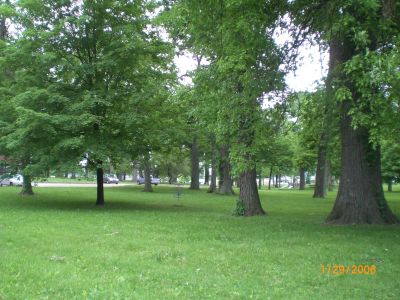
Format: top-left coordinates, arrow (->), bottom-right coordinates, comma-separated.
137,176 -> 160,185
0,174 -> 23,186
103,174 -> 119,184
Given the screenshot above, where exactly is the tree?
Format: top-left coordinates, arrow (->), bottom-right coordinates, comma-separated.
0,1 -> 174,202
292,0 -> 399,224
163,0 -> 285,215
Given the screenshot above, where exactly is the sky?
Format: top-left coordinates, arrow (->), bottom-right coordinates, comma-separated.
174,41 -> 329,92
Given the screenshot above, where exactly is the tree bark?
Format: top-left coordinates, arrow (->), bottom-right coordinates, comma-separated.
388,179 -> 393,192
96,167 -> 104,206
326,102 -> 398,224
218,145 -> 234,195
0,14 -> 6,41
299,167 -> 305,190
313,142 -> 329,197
258,169 -> 262,190
268,167 -> 272,190
143,155 -> 153,192
207,143 -> 217,193
132,167 -> 138,182
239,169 -> 266,216
204,162 -> 210,185
20,174 -> 34,196
189,136 -> 200,190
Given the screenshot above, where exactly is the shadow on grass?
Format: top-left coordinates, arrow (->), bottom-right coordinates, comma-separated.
3,198 -> 207,214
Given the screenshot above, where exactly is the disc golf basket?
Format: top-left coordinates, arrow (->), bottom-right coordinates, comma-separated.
174,184 -> 184,207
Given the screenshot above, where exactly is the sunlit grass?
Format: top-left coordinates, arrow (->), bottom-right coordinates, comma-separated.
0,184 -> 399,299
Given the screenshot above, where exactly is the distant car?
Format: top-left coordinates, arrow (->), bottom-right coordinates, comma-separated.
137,176 -> 160,185
103,174 -> 119,184
0,174 -> 23,186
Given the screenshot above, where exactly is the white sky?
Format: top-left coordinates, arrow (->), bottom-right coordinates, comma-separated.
174,38 -> 329,92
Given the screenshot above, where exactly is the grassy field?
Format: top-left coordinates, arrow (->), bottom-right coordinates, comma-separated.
0,184 -> 399,299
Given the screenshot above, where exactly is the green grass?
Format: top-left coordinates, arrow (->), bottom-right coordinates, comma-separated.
40,177 -> 97,183
0,185 -> 399,299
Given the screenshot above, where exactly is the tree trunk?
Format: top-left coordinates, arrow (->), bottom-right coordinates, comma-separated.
96,167 -> 104,206
189,136 -> 200,190
278,175 -> 281,188
143,155 -> 153,192
299,167 -> 305,190
268,167 -> 273,190
388,179 -> 393,192
218,145 -> 234,195
20,174 -> 34,196
239,169 -> 266,216
204,162 -> 210,185
274,174 -> 278,188
258,169 -> 262,190
313,142 -> 329,197
207,145 -> 217,193
0,14 -> 6,41
326,102 -> 398,224
132,167 -> 138,182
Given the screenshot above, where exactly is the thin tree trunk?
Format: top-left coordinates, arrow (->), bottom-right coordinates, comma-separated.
278,175 -> 281,188
189,136 -> 200,190
258,169 -> 262,190
274,174 -> 278,188
299,167 -> 305,190
96,167 -> 104,206
0,14 -> 6,41
132,167 -> 138,182
239,169 -> 266,216
314,142 -> 329,197
20,174 -> 34,196
143,155 -> 153,192
268,167 -> 273,190
218,145 -> 234,195
204,163 -> 210,185
207,142 -> 217,193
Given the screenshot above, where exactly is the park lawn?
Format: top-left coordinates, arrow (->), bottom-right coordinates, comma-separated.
0,185 -> 399,299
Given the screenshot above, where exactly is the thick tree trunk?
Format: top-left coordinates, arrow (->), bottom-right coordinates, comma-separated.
218,145 -> 234,195
299,167 -> 305,190
96,167 -> 104,206
239,169 -> 266,216
189,137 -> 200,190
143,155 -> 153,192
326,102 -> 398,224
20,174 -> 34,196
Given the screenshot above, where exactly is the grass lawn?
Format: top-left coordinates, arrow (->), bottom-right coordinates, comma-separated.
0,184 -> 399,299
